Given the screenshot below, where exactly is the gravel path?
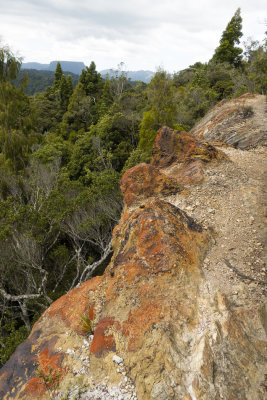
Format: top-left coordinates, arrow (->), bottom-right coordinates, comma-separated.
167,145 -> 267,306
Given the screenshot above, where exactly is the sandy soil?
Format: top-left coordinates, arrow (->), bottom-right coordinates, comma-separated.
167,144 -> 267,306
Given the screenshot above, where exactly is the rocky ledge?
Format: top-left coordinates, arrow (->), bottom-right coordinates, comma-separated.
0,94 -> 266,400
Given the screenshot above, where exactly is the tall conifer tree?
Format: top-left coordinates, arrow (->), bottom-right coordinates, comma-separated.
54,61 -> 63,89
212,8 -> 243,67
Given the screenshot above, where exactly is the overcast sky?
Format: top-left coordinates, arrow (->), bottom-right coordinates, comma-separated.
1,0 -> 266,72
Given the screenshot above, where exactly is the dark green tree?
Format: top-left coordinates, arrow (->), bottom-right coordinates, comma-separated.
78,62 -> 104,124
212,8 -> 243,67
54,62 -> 63,89
0,45 -> 36,170
79,61 -> 103,97
98,77 -> 113,117
60,82 -> 92,140
0,45 -> 21,82
243,36 -> 267,94
59,74 -> 73,111
66,75 -> 73,98
138,69 -> 177,158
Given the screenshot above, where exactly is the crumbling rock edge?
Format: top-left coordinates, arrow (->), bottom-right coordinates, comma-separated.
0,94 -> 266,400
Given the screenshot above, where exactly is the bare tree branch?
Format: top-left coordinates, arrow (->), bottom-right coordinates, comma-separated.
76,240 -> 113,287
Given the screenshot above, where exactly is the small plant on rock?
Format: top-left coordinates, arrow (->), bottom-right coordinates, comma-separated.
36,366 -> 62,399
78,313 -> 95,334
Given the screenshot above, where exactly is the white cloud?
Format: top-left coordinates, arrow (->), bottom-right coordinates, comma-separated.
0,0 -> 266,71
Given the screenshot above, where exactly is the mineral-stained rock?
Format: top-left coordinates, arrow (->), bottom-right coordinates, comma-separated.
0,97 -> 266,399
151,126 -> 218,168
1,196 -> 265,400
0,198 -> 210,399
150,126 -> 223,186
120,162 -> 183,207
190,93 -> 267,149
0,276 -> 104,399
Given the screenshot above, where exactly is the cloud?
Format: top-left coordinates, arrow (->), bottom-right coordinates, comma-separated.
1,0 -> 266,71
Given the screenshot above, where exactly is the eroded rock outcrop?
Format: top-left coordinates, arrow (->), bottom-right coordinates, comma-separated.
120,163 -> 182,208
190,93 -> 267,149
0,99 -> 266,400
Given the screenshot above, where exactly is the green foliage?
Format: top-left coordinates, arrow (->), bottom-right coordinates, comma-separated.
54,61 -> 63,89
12,69 -> 79,96
212,8 -> 243,67
0,45 -> 21,82
138,109 -> 159,157
138,69 -> 177,158
78,313 -> 94,334
31,90 -> 62,133
79,61 -> 103,97
60,82 -> 92,139
0,316 -> 28,367
121,148 -> 150,174
0,46 -> 39,171
36,366 -> 62,398
243,37 -> 267,94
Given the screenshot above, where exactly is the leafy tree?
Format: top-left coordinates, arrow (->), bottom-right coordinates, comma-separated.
59,74 -> 71,111
66,74 -> 73,97
108,63 -> 132,103
0,45 -> 37,170
243,36 -> 267,94
60,82 -> 92,140
31,91 -> 62,134
0,316 -> 28,366
212,8 -> 243,67
138,69 -> 177,158
79,61 -> 103,97
0,45 -> 21,82
98,76 -> 113,116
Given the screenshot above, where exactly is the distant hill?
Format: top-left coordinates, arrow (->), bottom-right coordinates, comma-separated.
18,62 -> 154,94
22,62 -> 155,83
100,69 -> 155,83
22,61 -> 86,75
13,69 -> 79,95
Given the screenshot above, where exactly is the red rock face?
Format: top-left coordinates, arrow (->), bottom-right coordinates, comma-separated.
0,277 -> 103,399
90,317 -> 118,356
151,126 -> 218,168
120,162 -> 182,207
24,348 -> 65,397
0,194 -> 208,399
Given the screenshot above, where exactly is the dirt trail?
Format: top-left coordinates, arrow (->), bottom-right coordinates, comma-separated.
167,145 -> 267,305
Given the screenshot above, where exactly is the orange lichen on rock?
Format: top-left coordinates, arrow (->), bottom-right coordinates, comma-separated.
151,126 -> 218,168
41,275 -> 103,332
121,162 -> 182,207
109,200 -> 208,292
37,349 -> 64,374
90,317 -> 119,357
122,299 -> 162,351
24,349 -> 65,398
23,377 -> 46,397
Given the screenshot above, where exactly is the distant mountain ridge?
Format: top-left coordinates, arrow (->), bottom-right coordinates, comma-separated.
21,62 -> 155,83
22,61 -> 86,75
100,69 -> 155,83
13,69 -> 80,95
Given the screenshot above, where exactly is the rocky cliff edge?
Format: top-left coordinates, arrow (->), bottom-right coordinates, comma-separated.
0,94 -> 266,400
